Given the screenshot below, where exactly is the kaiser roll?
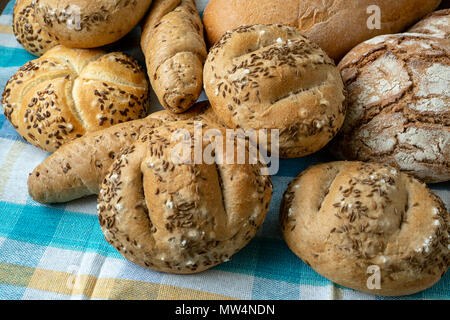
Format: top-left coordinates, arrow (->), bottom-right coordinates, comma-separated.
33,0 -> 153,48
280,161 -> 449,296
13,0 -> 59,56
2,45 -> 149,152
204,24 -> 346,158
332,33 -> 450,183
203,0 -> 441,60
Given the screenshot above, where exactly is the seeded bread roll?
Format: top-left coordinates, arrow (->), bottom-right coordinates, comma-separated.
13,0 -> 59,56
332,33 -> 450,183
34,0 -> 153,48
2,45 -> 149,152
141,0 -> 207,113
149,100 -> 223,125
98,121 -> 273,274
28,117 -> 162,204
203,0 -> 441,60
204,25 -> 346,158
408,9 -> 450,39
280,161 -> 449,296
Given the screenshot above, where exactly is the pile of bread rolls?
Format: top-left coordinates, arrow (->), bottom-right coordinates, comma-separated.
3,0 -> 448,296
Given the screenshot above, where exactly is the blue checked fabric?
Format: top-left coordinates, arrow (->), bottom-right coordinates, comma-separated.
0,0 -> 448,300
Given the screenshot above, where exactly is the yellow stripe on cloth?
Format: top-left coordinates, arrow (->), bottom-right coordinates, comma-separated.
0,262 -> 233,299
0,141 -> 27,197
0,24 -> 13,34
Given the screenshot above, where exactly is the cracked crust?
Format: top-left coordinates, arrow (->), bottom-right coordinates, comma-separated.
141,0 -> 207,113
2,45 -> 149,152
280,161 -> 449,296
204,24 -> 346,158
332,34 -> 450,183
408,9 -> 450,39
98,121 -> 273,274
34,0 -> 153,48
13,0 -> 59,56
202,0 -> 441,60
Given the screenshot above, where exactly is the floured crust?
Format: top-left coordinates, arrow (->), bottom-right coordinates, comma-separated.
34,0 -> 153,48
2,46 -> 149,152
13,0 -> 59,56
408,9 -> 450,39
333,33 -> 450,183
98,121 -> 273,274
141,0 -> 207,113
204,24 -> 346,158
280,161 -> 449,296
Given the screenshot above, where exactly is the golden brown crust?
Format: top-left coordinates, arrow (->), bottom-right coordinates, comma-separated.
204,24 -> 345,158
13,0 -> 59,56
34,0 -> 153,48
2,46 -> 149,152
149,100 -> 224,126
333,33 -> 450,183
28,118 -> 162,203
280,161 -> 449,296
408,9 -> 450,39
141,0 -> 207,113
203,0 -> 441,60
98,121 -> 273,274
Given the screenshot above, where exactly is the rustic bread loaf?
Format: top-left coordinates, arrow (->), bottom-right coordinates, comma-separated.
204,24 -> 346,158
332,33 -> 450,183
203,0 -> 441,60
28,118 -> 162,203
34,0 -> 153,48
280,161 -> 449,296
98,121 -> 273,274
141,0 -> 207,113
408,9 -> 450,39
13,0 -> 59,56
2,45 -> 149,152
149,100 -> 223,125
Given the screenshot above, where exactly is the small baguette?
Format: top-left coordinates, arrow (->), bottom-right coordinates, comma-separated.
28,118 -> 162,203
141,0 -> 207,113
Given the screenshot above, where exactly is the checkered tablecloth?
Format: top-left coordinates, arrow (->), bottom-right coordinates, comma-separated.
0,0 -> 448,300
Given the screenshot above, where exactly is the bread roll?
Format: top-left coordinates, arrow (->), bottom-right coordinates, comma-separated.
280,161 -> 449,296
141,0 -> 207,113
98,121 -> 273,274
34,0 -> 153,48
2,45 -> 149,152
149,100 -> 223,125
13,0 -> 59,56
28,117 -> 162,204
203,0 -> 441,60
333,33 -> 450,183
204,25 -> 346,158
408,9 -> 450,39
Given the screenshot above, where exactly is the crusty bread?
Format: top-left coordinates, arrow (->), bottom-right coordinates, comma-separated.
203,0 -> 441,60
332,33 -> 450,183
98,121 -> 273,274
149,100 -> 223,125
13,0 -> 59,56
28,117 -> 162,204
34,0 -> 153,48
280,161 -> 449,296
141,0 -> 207,113
408,9 -> 450,39
2,45 -> 149,152
204,25 -> 346,158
